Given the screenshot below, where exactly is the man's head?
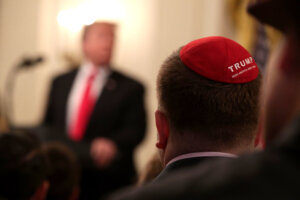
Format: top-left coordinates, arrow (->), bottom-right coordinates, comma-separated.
155,36 -> 262,165
43,142 -> 80,200
82,22 -> 116,66
0,132 -> 49,200
248,0 -> 300,144
262,33 -> 300,143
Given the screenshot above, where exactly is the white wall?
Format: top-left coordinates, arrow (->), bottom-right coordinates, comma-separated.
0,0 -> 41,125
0,0 -> 234,173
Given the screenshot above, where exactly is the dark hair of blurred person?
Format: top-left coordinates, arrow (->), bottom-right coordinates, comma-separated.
43,142 -> 80,200
0,132 -> 49,200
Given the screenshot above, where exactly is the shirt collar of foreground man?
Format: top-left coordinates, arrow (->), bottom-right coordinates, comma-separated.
166,151 -> 237,167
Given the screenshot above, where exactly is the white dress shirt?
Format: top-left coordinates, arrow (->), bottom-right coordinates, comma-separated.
66,62 -> 111,132
166,152 -> 237,167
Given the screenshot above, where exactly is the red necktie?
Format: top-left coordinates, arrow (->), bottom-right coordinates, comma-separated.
69,68 -> 98,141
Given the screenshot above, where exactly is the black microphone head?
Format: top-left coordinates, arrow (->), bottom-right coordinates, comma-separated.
19,55 -> 44,69
21,58 -> 34,66
35,56 -> 44,63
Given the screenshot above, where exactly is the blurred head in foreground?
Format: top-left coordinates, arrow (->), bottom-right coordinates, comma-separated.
0,132 -> 49,200
43,142 -> 80,200
247,0 -> 300,144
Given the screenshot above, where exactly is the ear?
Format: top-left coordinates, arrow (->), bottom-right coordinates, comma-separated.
155,110 -> 170,150
31,181 -> 49,200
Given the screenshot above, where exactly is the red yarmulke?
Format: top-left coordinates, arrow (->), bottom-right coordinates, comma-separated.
179,36 -> 259,84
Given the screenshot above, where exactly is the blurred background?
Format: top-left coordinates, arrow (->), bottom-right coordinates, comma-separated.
0,0 -> 280,172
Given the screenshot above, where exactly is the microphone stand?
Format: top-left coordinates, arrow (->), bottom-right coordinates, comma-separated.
4,56 -> 44,131
4,63 -> 20,130
0,95 -> 9,132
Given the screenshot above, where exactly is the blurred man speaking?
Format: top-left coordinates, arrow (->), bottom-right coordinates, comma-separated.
43,22 -> 146,199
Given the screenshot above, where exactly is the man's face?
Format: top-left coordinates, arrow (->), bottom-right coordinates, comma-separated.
82,23 -> 115,66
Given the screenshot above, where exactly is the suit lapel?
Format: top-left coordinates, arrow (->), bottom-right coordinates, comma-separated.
60,69 -> 78,128
86,71 -> 119,134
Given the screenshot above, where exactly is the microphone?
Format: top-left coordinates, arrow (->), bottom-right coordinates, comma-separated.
3,55 -> 45,128
18,56 -> 44,69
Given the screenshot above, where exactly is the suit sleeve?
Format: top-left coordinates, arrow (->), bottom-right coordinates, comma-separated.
110,84 -> 147,152
42,78 -> 57,127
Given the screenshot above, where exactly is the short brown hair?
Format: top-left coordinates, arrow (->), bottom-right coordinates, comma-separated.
82,21 -> 116,41
157,49 -> 262,147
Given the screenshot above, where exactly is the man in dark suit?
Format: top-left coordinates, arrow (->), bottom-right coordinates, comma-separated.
138,36 -> 261,182
108,0 -> 300,199
43,22 -> 146,199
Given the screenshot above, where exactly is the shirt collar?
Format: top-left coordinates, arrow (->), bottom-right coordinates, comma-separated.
79,61 -> 111,77
166,151 -> 237,167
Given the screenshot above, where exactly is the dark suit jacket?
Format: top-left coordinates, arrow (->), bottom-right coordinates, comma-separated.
43,68 -> 146,198
108,116 -> 300,200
